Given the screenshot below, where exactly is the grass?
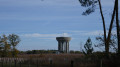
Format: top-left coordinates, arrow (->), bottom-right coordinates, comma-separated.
0,54 -> 120,67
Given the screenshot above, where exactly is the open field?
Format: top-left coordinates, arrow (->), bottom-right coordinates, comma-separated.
0,54 -> 120,67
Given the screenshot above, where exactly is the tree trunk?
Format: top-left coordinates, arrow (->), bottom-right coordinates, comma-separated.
106,0 -> 116,56
98,0 -> 107,55
115,0 -> 120,54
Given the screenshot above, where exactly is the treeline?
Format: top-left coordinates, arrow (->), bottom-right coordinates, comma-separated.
21,50 -> 57,54
19,50 -> 81,54
0,34 -> 20,57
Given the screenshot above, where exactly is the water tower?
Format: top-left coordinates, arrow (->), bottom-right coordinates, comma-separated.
56,37 -> 71,53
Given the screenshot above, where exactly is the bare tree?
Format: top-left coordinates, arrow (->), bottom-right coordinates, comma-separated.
79,0 -> 118,57
95,34 -> 117,52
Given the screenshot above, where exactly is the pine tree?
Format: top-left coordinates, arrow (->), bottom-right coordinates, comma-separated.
83,37 -> 93,55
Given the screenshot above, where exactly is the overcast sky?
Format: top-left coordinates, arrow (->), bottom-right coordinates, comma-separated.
0,0 -> 119,51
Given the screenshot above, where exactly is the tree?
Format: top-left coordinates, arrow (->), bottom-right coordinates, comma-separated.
0,34 -> 20,57
8,34 -> 21,57
95,34 -> 117,52
0,35 -> 11,57
82,37 -> 93,55
115,0 -> 120,54
79,0 -> 118,56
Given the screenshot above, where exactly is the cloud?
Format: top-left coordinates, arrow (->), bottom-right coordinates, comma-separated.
21,33 -> 70,38
84,30 -> 103,36
65,30 -> 116,36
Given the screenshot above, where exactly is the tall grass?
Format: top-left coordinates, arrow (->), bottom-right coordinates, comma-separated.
0,54 -> 120,67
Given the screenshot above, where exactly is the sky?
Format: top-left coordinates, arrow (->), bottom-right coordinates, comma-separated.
0,0 -> 119,51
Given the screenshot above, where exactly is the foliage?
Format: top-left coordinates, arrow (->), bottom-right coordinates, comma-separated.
69,50 -> 81,54
82,37 -> 93,55
79,0 -> 118,57
12,48 -> 19,57
69,50 -> 75,53
25,50 -> 57,54
8,34 -> 20,47
0,35 -> 11,57
19,50 -> 82,54
79,0 -> 98,15
0,34 -> 20,57
8,34 -> 21,57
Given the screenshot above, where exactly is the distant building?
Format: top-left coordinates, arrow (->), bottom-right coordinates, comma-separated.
56,37 -> 71,53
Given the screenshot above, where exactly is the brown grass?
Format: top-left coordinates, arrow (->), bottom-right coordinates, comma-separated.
1,54 -> 120,67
